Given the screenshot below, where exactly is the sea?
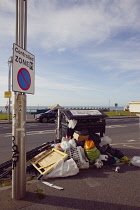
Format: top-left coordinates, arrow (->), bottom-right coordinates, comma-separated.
0,105 -> 124,113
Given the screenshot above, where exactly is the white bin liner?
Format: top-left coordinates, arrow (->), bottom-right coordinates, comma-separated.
43,158 -> 79,179
131,156 -> 140,167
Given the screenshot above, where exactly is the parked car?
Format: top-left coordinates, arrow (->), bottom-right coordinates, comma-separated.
35,109 -> 58,123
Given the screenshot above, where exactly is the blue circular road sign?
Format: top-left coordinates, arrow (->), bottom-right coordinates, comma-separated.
17,68 -> 31,91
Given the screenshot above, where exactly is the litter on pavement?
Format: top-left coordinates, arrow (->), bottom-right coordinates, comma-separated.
29,131 -> 138,189
1,109 -> 139,190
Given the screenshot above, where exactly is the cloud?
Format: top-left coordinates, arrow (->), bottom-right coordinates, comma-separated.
27,0 -> 140,51
57,48 -> 66,53
35,75 -> 96,92
1,0 -> 140,53
1,0 -> 140,107
0,76 -> 8,87
0,0 -> 15,38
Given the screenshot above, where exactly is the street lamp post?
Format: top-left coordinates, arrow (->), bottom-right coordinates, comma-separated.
8,56 -> 13,122
12,0 -> 27,200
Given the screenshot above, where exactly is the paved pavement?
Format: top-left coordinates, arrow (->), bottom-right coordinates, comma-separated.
0,115 -> 139,209
0,162 -> 140,210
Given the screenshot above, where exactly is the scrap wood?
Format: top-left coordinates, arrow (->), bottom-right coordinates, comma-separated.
41,180 -> 63,190
30,149 -> 68,175
0,141 -> 54,179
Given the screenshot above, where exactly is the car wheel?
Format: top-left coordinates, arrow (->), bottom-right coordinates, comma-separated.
42,117 -> 48,123
39,119 -> 43,123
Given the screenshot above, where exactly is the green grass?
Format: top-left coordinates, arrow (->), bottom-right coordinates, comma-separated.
35,188 -> 46,199
0,113 -> 12,120
104,110 -> 136,117
0,111 -> 136,120
0,181 -> 12,187
0,176 -> 37,188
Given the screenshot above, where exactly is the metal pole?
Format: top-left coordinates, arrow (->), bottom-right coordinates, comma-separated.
19,0 -> 23,47
8,62 -> 10,122
57,109 -> 61,139
24,0 -> 27,50
12,0 -> 27,199
16,0 -> 19,45
8,57 -> 12,122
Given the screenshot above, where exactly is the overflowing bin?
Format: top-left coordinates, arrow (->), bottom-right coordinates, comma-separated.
56,109 -> 108,140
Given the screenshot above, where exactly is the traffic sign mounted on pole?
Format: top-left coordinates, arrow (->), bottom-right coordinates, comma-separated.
12,43 -> 35,94
4,91 -> 12,98
17,68 -> 31,90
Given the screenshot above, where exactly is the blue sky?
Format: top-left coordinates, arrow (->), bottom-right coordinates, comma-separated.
0,0 -> 140,107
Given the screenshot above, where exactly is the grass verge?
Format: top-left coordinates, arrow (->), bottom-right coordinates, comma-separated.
0,113 -> 12,120
0,111 -> 136,120
104,111 -> 136,117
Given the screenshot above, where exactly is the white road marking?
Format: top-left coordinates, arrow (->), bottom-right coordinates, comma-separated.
111,142 -> 140,149
106,125 -> 127,128
106,123 -> 139,129
3,130 -> 55,137
123,144 -> 140,149
127,140 -> 136,142
111,142 -> 140,146
27,130 -> 55,136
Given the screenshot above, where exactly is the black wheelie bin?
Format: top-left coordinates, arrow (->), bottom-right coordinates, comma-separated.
55,109 -> 108,140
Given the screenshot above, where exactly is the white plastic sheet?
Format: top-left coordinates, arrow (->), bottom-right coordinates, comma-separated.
131,156 -> 140,167
60,141 -> 71,151
43,158 -> 79,179
99,136 -> 112,146
68,119 -> 77,128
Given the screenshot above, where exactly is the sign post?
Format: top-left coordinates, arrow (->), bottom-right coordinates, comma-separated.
7,56 -> 13,122
4,91 -> 12,122
12,44 -> 35,94
115,103 -> 118,115
12,0 -> 34,200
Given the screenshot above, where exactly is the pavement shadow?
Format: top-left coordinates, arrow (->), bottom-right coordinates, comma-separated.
23,192 -> 139,210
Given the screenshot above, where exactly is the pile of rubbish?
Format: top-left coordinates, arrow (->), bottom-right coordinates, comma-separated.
29,130 -> 136,181
0,130 -> 139,187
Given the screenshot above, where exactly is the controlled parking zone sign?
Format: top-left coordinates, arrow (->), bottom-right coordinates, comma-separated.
12,43 -> 35,94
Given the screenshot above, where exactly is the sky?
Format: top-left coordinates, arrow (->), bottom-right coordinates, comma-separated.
0,0 -> 140,108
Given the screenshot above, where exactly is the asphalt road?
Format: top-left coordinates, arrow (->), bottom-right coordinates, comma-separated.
0,117 -> 140,209
0,117 -> 139,164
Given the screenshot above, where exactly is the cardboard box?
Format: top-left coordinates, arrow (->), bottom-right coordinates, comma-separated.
73,132 -> 89,142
